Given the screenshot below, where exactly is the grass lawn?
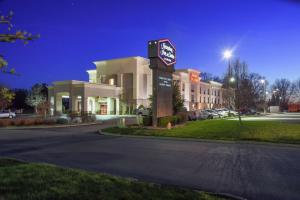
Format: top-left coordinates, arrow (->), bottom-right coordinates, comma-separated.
0,158 -> 228,200
103,119 -> 300,144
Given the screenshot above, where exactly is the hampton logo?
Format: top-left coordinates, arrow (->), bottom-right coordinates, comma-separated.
158,39 -> 176,66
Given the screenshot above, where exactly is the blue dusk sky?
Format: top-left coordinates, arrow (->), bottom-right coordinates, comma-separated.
0,0 -> 300,88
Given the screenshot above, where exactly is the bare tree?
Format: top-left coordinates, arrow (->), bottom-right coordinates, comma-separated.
290,79 -> 300,103
248,73 -> 268,112
223,59 -> 258,124
0,11 -> 39,74
271,79 -> 294,111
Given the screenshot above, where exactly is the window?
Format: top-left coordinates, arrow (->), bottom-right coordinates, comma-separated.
191,84 -> 195,92
204,89 -> 206,94
200,87 -> 202,94
109,78 -> 115,85
182,83 -> 185,91
50,96 -> 54,106
204,97 -> 206,103
101,75 -> 106,84
208,89 -> 210,95
191,95 -> 195,103
200,96 -> 202,103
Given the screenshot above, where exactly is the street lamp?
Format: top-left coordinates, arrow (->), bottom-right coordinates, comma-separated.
230,77 -> 235,82
223,49 -> 233,60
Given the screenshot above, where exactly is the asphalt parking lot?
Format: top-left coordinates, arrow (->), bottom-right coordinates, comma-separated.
0,120 -> 300,200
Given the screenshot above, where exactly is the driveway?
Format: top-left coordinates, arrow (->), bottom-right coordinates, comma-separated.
0,126 -> 299,200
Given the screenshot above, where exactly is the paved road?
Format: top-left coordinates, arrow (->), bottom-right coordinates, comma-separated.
0,125 -> 300,200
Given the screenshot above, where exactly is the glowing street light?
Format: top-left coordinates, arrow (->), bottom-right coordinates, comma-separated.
223,49 -> 233,60
260,79 -> 265,84
230,77 -> 235,82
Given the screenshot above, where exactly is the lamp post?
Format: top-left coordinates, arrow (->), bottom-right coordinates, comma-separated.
223,49 -> 234,110
260,79 -> 266,113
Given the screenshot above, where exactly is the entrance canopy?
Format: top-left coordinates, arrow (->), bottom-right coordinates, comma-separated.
48,80 -> 121,115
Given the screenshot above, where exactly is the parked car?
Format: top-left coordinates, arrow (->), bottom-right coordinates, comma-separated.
188,111 -> 197,121
0,110 -> 16,119
240,108 -> 257,115
214,109 -> 229,118
134,108 -> 151,116
204,109 -> 220,118
197,110 -> 214,120
221,108 -> 239,116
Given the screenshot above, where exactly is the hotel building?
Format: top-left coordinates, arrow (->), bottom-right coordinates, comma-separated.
48,56 -> 225,115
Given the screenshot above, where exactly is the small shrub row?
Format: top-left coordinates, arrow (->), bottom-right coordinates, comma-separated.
56,118 -> 69,124
0,118 -> 57,127
157,112 -> 189,128
142,116 -> 152,126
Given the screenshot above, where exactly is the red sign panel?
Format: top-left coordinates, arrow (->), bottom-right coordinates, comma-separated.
190,72 -> 200,83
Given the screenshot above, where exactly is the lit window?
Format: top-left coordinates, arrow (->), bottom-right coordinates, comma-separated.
109,78 -> 115,85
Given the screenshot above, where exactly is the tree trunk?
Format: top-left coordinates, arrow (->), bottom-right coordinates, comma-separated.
238,111 -> 243,125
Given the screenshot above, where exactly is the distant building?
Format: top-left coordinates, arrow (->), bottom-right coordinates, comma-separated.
173,69 -> 224,111
48,56 -> 226,115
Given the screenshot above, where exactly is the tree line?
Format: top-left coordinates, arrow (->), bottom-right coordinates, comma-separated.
202,60 -> 300,115
0,84 -> 48,114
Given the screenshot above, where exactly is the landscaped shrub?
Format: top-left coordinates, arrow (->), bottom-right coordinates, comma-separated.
176,112 -> 188,124
142,116 -> 152,126
157,114 -> 188,127
81,112 -> 96,123
69,112 -> 81,119
44,118 -> 56,125
34,118 -> 44,125
56,118 -> 69,124
17,120 -> 26,126
158,116 -> 179,127
0,119 -> 13,127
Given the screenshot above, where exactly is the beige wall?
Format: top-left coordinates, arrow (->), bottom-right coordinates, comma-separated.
92,56 -> 152,108
174,69 -> 225,111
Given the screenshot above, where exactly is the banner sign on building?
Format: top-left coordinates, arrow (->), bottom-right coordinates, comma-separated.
190,71 -> 200,83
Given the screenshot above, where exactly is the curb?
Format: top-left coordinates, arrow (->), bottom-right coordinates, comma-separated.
0,122 -> 103,130
99,130 -> 300,148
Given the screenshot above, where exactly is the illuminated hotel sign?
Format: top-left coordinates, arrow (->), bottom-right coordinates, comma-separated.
190,71 -> 200,83
148,39 -> 176,127
158,39 -> 176,66
159,76 -> 172,88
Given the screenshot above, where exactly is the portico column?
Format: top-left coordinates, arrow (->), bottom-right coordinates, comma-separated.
81,96 -> 88,113
69,96 -> 78,112
55,94 -> 62,114
116,98 -> 120,115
